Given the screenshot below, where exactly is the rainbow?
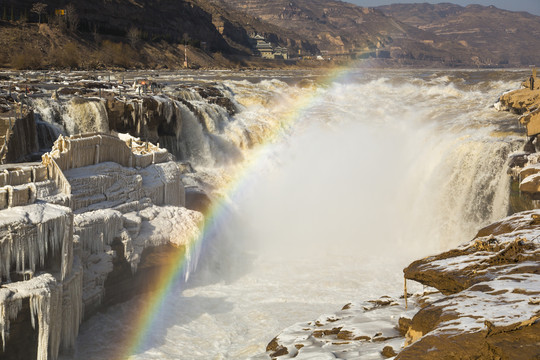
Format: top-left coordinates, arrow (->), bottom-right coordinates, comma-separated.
116,63 -> 360,359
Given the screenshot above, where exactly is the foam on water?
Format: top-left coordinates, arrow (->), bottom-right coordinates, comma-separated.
65,69 -> 525,360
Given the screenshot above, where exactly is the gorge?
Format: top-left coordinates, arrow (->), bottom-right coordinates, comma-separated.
0,68 -> 538,359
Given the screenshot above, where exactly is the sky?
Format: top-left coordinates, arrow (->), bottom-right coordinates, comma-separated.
344,0 -> 540,16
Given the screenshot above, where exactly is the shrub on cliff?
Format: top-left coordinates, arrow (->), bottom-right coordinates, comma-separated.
99,40 -> 136,68
11,44 -> 42,69
48,42 -> 80,69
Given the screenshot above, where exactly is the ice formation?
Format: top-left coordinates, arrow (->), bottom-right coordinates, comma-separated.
0,203 -> 72,283
0,132 -> 202,359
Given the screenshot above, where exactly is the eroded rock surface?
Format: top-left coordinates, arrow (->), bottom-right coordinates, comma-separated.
496,87 -> 539,115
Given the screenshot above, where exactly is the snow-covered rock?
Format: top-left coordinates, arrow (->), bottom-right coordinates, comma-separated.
399,210 -> 540,359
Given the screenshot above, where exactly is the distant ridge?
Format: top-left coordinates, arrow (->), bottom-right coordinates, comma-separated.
377,3 -> 540,66
223,0 -> 540,67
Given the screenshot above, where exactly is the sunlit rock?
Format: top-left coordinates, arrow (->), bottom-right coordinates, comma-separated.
400,210 -> 540,358
496,87 -> 540,114
519,108 -> 540,136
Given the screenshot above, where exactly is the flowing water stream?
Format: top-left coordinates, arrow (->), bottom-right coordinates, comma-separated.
54,69 -> 526,359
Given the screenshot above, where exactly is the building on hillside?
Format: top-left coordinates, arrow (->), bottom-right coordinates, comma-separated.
250,34 -> 288,60
274,46 -> 289,60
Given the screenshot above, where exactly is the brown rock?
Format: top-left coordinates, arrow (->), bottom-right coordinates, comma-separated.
520,109 -> 540,136
313,327 -> 342,338
498,88 -> 540,114
404,232 -> 539,295
266,337 -> 280,352
336,330 -> 354,340
397,317 -> 412,336
381,345 -> 397,358
397,318 -> 540,360
354,335 -> 371,341
270,346 -> 288,358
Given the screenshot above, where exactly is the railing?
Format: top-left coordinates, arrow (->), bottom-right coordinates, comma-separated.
49,133 -> 169,172
48,158 -> 72,196
0,132 -> 171,209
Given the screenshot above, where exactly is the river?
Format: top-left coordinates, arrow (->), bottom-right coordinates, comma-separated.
52,68 -> 525,359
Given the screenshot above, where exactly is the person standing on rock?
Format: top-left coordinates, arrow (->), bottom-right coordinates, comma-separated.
530,75 -> 535,90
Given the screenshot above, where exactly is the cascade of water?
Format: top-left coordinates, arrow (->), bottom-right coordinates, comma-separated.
47,71 -> 527,360
132,71 -> 522,358
65,98 -> 109,135
30,96 -> 109,136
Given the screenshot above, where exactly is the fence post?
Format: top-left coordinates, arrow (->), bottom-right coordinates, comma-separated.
404,277 -> 408,309
95,144 -> 100,165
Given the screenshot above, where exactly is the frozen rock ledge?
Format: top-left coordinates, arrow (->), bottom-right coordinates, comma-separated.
0,132 -> 203,360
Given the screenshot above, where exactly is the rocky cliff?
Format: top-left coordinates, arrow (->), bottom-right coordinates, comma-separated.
0,0 -> 319,70
222,0 -> 422,56
2,0 -> 540,69
221,0 -> 540,67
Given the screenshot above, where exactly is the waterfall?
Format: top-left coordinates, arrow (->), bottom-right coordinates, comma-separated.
30,97 -> 109,136
64,70 -> 527,360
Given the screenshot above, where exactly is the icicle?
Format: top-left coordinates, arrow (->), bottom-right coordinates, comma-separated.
0,204 -> 72,289
0,290 -> 23,352
60,259 -> 83,352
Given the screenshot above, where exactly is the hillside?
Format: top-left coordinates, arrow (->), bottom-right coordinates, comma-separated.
378,3 -> 540,66
0,0 -> 539,69
0,0 -> 318,69
222,0 -> 540,67
220,0 -> 424,55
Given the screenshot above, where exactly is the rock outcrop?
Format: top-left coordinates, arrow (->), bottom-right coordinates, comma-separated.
496,77 -> 540,137
392,78 -> 540,359
399,211 -> 540,358
264,297 -> 412,359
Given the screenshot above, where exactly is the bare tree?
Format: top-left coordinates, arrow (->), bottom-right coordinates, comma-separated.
127,26 -> 140,49
65,4 -> 79,32
31,2 -> 47,24
92,23 -> 101,44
